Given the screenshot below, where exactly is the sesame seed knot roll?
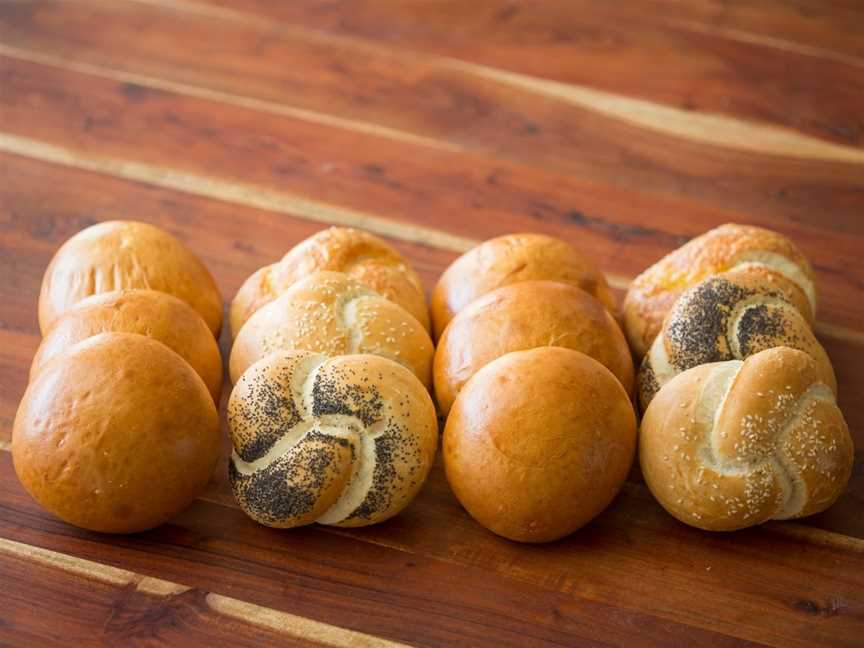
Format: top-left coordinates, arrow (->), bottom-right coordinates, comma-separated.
228,351 -> 438,528
229,272 -> 433,388
640,347 -> 852,532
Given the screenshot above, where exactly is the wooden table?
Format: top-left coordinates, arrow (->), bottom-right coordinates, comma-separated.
1,1 -> 862,645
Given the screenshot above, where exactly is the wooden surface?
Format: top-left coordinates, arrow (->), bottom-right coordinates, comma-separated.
1,1 -> 863,645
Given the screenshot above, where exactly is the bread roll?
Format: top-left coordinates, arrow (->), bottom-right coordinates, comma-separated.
434,281 -> 633,415
229,272 -> 433,387
623,223 -> 815,357
31,289 -> 223,404
228,351 -> 438,528
638,268 -> 834,411
443,347 -> 636,543
640,347 -> 852,532
431,233 -> 616,339
13,333 -> 220,533
230,227 -> 428,337
38,220 -> 222,336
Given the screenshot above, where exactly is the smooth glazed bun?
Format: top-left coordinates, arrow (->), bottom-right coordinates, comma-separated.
434,281 -> 633,415
638,267 -> 834,411
12,333 -> 220,533
623,223 -> 815,357
229,272 -> 433,387
228,351 -> 438,528
31,289 -> 223,403
38,220 -> 222,336
443,347 -> 636,543
640,347 -> 852,532
230,227 -> 428,337
431,233 -> 616,339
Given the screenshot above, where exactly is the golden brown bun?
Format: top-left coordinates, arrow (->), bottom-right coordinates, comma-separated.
638,267 -> 834,411
229,227 -> 428,337
38,220 -> 222,336
443,347 -> 636,543
31,289 -> 223,404
13,333 -> 220,533
434,281 -> 633,415
640,347 -> 852,532
623,223 -> 815,357
430,233 -> 616,339
228,351 -> 438,528
229,272 -> 433,388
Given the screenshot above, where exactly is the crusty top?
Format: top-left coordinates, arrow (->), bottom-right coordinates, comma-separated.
639,347 -> 852,531
623,223 -> 816,358
434,281 -> 633,415
229,227 -> 428,337
638,267 -> 834,410
430,233 -> 616,339
32,289 -> 223,403
38,220 -> 222,336
228,351 -> 438,528
229,272 -> 433,388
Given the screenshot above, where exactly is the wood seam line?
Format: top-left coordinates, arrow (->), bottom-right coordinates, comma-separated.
119,0 -> 864,164
0,44 -> 461,154
1,131 -> 863,346
0,536 -> 409,647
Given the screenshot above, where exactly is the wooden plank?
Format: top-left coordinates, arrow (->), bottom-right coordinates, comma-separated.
0,153 -> 861,542
0,537 -> 409,647
172,0 -> 864,146
1,55 -> 863,333
0,457 -> 754,648
1,1 -> 864,234
0,449 -> 860,647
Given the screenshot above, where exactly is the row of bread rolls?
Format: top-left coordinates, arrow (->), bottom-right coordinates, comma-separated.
431,234 -> 638,543
225,227 -> 438,529
623,224 -> 852,531
14,221 -> 223,533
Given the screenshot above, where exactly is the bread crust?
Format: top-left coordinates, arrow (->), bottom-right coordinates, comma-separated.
640,347 -> 852,531
13,333 -> 220,533
38,220 -> 222,336
32,289 -> 223,404
229,227 -> 428,337
637,267 -> 834,410
229,272 -> 433,388
443,347 -> 636,543
434,281 -> 633,415
227,351 -> 438,528
430,233 -> 616,339
623,223 -> 816,358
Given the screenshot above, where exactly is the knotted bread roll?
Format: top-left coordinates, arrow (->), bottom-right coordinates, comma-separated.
228,351 -> 438,528
31,289 -> 223,404
640,347 -> 852,531
434,281 -> 633,415
638,268 -> 834,410
431,233 -> 616,339
624,223 -> 815,358
38,220 -> 222,336
230,227 -> 428,336
229,272 -> 433,387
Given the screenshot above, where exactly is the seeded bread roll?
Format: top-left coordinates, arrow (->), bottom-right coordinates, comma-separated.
640,347 -> 852,532
230,227 -> 428,337
228,351 -> 438,528
434,281 -> 633,415
13,333 -> 220,533
229,272 -> 433,388
624,223 -> 816,358
31,289 -> 223,403
638,267 -> 834,411
431,233 -> 616,339
38,220 -> 222,336
444,347 -> 637,543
